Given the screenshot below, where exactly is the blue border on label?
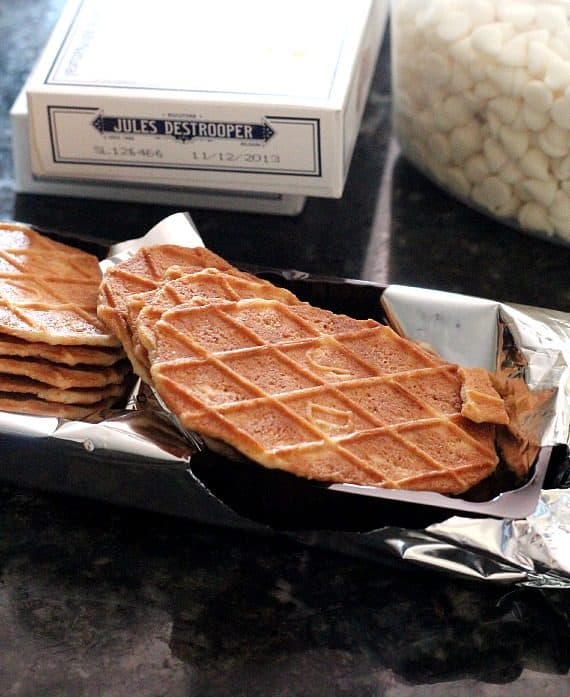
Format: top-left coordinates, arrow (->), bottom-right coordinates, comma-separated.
47,106 -> 322,177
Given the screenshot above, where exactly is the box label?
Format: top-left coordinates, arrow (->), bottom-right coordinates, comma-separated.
46,106 -> 321,176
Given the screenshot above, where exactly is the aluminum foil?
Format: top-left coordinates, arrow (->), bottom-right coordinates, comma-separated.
0,212 -> 569,588
381,285 -> 570,448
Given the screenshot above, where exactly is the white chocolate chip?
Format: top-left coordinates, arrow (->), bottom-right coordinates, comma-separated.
437,11 -> 472,43
497,34 -> 529,68
521,29 -> 550,45
519,147 -> 550,180
537,124 -> 569,159
535,4 -> 568,34
545,58 -> 570,92
448,37 -> 477,68
450,63 -> 473,92
486,111 -> 502,137
557,30 -> 570,58
551,94 -> 570,130
466,0 -> 496,27
497,3 -> 536,29
510,110 -> 528,132
417,108 -> 436,133
550,190 -> 570,220
443,166 -> 472,197
484,137 -> 508,172
469,54 -> 493,82
416,0 -> 448,31
432,101 -> 456,133
464,154 -> 489,184
428,132 -> 452,164
443,94 -> 473,127
518,201 -> 555,234
473,175 -> 512,212
486,64 -> 528,97
471,184 -> 489,211
499,160 -> 523,184
462,90 -> 482,112
421,49 -> 451,86
549,36 -> 570,62
471,23 -> 505,56
496,193 -> 520,218
450,120 -> 482,163
474,80 -> 501,101
551,154 -> 570,181
513,179 -> 534,203
523,80 -> 553,113
499,124 -> 529,160
517,178 -> 557,208
522,105 -> 551,131
488,95 -> 520,124
527,40 -> 560,78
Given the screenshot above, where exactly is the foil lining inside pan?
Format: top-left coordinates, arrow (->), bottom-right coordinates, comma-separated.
0,212 -> 568,587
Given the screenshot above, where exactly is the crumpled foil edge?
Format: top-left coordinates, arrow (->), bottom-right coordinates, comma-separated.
0,212 -> 568,588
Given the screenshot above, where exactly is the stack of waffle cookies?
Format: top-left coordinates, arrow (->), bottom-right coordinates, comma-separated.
0,223 -> 129,419
98,245 -> 514,496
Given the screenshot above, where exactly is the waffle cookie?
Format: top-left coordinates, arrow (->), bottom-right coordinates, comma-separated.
131,268 -> 301,380
0,223 -> 130,419
97,246 -> 281,380
98,244 -> 511,495
0,374 -> 127,405
0,356 -> 130,390
148,299 -> 504,494
0,393 -> 118,420
0,333 -> 125,367
458,367 -> 510,426
0,223 -> 118,346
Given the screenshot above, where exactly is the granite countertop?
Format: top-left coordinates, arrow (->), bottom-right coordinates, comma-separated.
0,2 -> 569,696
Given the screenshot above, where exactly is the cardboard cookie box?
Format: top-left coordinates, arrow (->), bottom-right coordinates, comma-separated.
11,0 -> 388,214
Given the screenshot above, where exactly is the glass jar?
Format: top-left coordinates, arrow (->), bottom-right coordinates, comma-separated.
391,0 -> 570,245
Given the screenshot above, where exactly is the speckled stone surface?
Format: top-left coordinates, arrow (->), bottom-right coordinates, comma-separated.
0,2 -> 569,696
0,485 -> 568,697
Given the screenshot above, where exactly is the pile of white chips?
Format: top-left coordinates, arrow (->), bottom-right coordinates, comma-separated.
392,0 -> 570,242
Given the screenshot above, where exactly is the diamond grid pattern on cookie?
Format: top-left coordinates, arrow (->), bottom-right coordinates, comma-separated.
97,246 -> 276,380
0,301 -> 118,347
0,224 -> 131,419
131,270 -> 301,376
0,223 -> 101,280
150,298 -> 499,493
98,245 -> 259,316
0,224 -> 118,347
